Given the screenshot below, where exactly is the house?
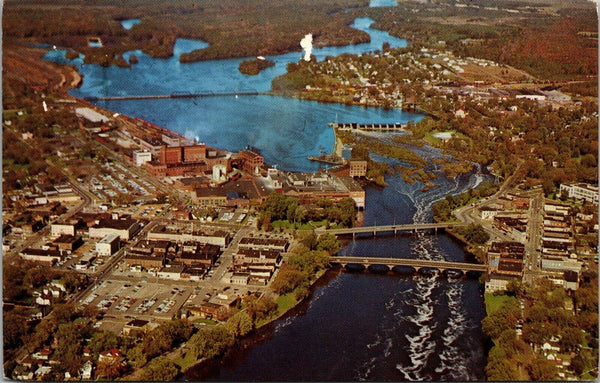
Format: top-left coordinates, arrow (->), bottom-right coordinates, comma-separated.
349,160 -> 367,178
34,365 -> 52,379
454,108 -> 467,118
32,348 -> 53,361
13,366 -> 34,381
81,360 -> 93,380
189,302 -> 228,320
230,272 -> 250,285
98,349 -> 122,362
51,223 -> 76,237
484,274 -> 518,293
122,319 -> 150,336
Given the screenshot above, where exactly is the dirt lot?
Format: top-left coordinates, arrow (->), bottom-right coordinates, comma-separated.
457,63 -> 535,83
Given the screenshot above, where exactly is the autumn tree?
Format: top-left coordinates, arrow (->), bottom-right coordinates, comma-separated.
187,326 -> 235,361
224,311 -> 253,338
139,356 -> 179,381
270,264 -> 307,295
96,356 -> 125,380
527,357 -> 558,381
241,294 -> 277,323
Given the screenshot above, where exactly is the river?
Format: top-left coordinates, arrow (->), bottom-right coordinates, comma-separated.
44,9 -> 488,381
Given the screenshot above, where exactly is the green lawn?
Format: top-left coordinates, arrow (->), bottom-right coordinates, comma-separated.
276,293 -> 298,313
272,219 -> 331,231
173,351 -> 197,371
193,318 -> 217,326
484,293 -> 517,315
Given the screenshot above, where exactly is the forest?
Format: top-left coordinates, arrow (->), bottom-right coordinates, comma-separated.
3,0 -> 370,65
4,0 -> 596,81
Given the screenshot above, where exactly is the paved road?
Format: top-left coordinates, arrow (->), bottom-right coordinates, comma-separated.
453,163 -> 524,243
522,189 -> 544,284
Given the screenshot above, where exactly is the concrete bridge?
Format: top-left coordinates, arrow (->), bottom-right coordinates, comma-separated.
328,122 -> 406,132
83,90 -> 264,102
329,256 -> 487,274
324,222 -> 464,238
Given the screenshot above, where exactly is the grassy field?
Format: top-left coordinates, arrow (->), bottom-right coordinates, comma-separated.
276,293 -> 299,313
272,219 -> 330,231
193,318 -> 218,326
484,293 -> 516,315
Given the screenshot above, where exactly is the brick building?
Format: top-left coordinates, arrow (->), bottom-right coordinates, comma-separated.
238,150 -> 264,174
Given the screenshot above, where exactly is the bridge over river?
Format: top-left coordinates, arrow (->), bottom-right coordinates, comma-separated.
83,90 -> 266,102
329,122 -> 406,132
330,256 -> 488,274
324,222 -> 465,238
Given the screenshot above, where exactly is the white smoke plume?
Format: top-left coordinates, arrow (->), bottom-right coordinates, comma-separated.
300,33 -> 313,62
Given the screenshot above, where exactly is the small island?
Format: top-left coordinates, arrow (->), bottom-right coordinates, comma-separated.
238,57 -> 275,75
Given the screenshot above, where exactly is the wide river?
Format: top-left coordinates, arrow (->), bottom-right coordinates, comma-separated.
45,8 -> 488,381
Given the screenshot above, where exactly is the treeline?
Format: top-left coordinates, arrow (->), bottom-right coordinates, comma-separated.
3,260 -> 87,304
238,58 -> 275,76
270,233 -> 339,298
483,274 -> 598,380
4,0 -> 371,66
452,223 -> 490,246
411,96 -> 598,192
432,181 -> 499,221
257,193 -> 357,231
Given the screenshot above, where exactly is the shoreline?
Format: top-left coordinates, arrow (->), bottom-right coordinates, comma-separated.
180,266 -> 342,380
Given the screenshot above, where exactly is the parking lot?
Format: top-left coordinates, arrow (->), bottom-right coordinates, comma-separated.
122,203 -> 169,219
84,277 -> 195,333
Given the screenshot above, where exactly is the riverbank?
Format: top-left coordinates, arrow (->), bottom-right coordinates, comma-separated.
178,267 -> 340,380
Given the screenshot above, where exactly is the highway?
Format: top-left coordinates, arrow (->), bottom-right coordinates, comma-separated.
522,189 -> 544,284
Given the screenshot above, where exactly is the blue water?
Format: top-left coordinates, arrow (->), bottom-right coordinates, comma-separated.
44,12 -> 488,381
44,17 -> 414,172
370,0 -> 398,7
120,18 -> 140,30
185,171 -> 489,382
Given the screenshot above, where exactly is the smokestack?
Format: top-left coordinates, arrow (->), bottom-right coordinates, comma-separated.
300,33 -> 313,62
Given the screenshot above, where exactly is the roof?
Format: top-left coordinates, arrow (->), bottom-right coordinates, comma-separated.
159,264 -> 185,274
53,234 -> 82,244
75,107 -> 109,123
98,233 -> 120,243
126,319 -> 149,327
21,248 -> 61,257
93,218 -> 138,230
